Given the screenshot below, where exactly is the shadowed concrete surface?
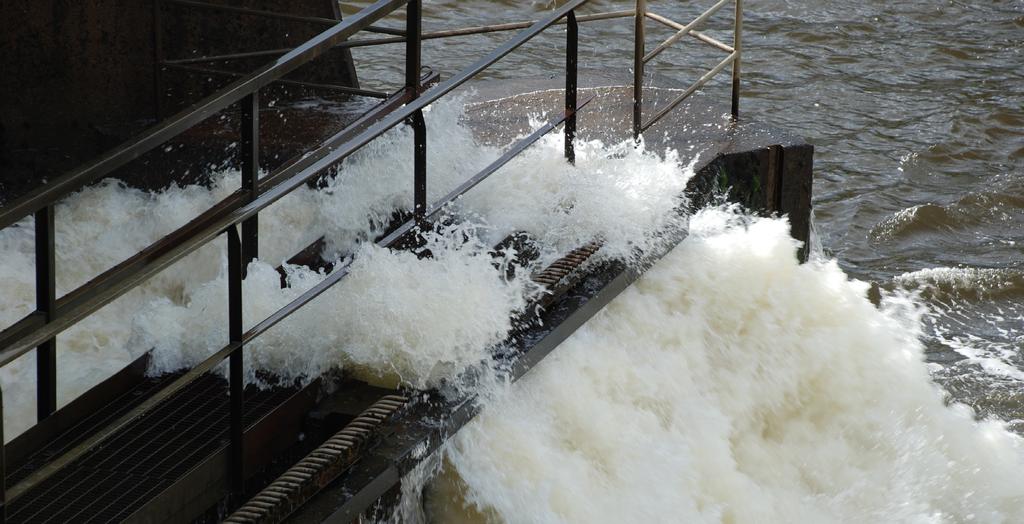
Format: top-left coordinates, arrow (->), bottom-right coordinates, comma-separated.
0,0 -> 358,202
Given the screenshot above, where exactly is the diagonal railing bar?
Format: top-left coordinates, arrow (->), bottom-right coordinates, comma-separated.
0,0 -> 405,231
378,97 -> 594,248
633,0 -> 743,138
641,0 -> 731,63
7,92 -> 588,500
0,71 -> 437,368
0,0 -> 750,514
1,0 -> 589,508
646,12 -> 734,52
641,51 -> 738,132
0,70 -> 441,368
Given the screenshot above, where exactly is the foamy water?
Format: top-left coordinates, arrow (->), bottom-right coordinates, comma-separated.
427,208 -> 1024,523
2,97 -> 1023,522
0,97 -> 687,438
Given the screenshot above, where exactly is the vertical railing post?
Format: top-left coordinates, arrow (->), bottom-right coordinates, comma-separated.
153,0 -> 164,121
411,112 -> 427,221
35,206 -> 56,421
405,0 -> 422,93
226,225 -> 245,499
731,0 -> 742,120
406,0 -> 427,223
564,10 -> 578,165
240,91 -> 260,275
633,0 -> 646,140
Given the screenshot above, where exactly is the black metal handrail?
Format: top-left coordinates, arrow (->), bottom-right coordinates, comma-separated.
155,0 -> 387,110
0,0 -> 747,516
0,0 -> 406,231
0,4 -> 411,483
0,0 -> 586,514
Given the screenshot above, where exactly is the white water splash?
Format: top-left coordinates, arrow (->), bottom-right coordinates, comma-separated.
0,96 -> 689,439
4,94 -> 1023,523
428,207 -> 1024,523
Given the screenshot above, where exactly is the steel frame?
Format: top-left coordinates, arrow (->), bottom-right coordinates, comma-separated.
151,0 -> 744,140
634,0 -> 743,137
0,0 -> 584,518
0,0 -> 745,519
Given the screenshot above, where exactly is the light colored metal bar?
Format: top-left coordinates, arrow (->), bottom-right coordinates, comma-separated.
731,0 -> 742,119
338,10 -> 634,48
645,12 -> 733,53
641,51 -> 738,132
642,0 -> 731,63
166,11 -> 634,63
692,30 -> 734,53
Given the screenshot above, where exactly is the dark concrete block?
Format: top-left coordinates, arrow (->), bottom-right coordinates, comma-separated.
0,0 -> 360,202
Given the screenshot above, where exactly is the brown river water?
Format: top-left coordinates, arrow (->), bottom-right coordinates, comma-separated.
348,0 -> 1024,428
0,1 -> 1021,521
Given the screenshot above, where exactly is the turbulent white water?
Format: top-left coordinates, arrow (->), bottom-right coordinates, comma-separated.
2,97 -> 1023,522
0,97 -> 687,438
426,208 -> 1024,523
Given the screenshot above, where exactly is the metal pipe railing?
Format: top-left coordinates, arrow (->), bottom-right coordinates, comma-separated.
0,0 -> 406,231
0,0 -> 588,510
645,12 -> 734,52
642,0 -> 731,63
0,0 -> 748,514
633,0 -> 743,138
0,5 -> 409,472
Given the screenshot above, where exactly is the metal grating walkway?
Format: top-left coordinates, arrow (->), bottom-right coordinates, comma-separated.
6,374 -> 298,523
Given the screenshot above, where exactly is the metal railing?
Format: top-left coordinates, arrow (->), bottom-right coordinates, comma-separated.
0,0 -> 743,517
0,0 -> 585,516
153,0 -> 391,118
633,0 -> 743,137
278,1 -> 742,140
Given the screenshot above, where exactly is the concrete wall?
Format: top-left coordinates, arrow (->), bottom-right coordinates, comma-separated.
0,0 -> 158,194
0,0 -> 358,202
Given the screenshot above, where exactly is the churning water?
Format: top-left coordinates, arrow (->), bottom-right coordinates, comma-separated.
1,0 -> 1022,521
0,100 -> 689,437
427,208 -> 1024,523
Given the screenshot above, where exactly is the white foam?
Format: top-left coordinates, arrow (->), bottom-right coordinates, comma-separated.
4,97 -> 1022,523
896,266 -> 1020,295
0,98 -> 690,439
430,207 -> 1024,523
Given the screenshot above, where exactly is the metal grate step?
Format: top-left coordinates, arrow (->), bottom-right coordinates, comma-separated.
7,373 -> 299,523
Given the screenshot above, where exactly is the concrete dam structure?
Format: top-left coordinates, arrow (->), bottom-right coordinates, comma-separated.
0,1 -> 813,522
